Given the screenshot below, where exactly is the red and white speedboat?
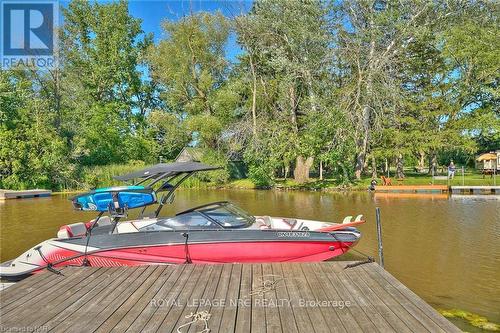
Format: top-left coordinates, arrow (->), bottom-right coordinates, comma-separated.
0,162 -> 365,280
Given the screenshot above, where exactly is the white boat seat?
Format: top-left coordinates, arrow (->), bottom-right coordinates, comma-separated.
96,216 -> 112,227
342,216 -> 353,224
57,222 -> 88,239
254,216 -> 272,229
354,214 -> 364,222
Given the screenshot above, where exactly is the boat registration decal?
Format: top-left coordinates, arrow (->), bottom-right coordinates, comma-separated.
276,231 -> 310,238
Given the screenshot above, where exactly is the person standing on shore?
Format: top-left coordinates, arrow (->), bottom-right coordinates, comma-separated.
448,160 -> 456,179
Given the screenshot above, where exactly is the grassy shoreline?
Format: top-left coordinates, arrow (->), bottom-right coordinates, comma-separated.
8,167 -> 498,194
223,173 -> 498,192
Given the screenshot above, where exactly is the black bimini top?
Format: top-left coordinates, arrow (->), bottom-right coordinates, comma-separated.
114,162 -> 220,181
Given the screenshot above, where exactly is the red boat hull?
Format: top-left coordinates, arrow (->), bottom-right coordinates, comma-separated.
43,240 -> 355,268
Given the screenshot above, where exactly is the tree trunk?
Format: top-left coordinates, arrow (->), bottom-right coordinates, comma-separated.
371,155 -> 377,179
249,56 -> 257,138
284,163 -> 290,180
294,156 -> 314,184
384,158 -> 389,177
417,151 -> 425,172
428,152 -> 437,175
354,15 -> 376,180
396,153 -> 404,179
319,160 -> 323,180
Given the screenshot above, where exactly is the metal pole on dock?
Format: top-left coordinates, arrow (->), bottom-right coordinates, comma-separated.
375,207 -> 384,268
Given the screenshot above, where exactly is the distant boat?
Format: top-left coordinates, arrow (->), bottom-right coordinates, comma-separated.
0,162 -> 365,280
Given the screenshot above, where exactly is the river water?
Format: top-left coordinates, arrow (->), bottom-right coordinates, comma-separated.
1,190 -> 499,329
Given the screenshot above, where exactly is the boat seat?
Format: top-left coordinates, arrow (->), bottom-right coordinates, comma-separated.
57,222 -> 88,239
342,216 -> 353,224
96,216 -> 112,227
254,216 -> 272,229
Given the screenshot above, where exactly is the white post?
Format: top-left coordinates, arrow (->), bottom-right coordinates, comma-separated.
462,166 -> 465,186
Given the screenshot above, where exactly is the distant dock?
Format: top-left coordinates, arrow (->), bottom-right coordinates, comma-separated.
450,186 -> 499,194
375,185 -> 449,193
0,262 -> 460,332
0,189 -> 52,200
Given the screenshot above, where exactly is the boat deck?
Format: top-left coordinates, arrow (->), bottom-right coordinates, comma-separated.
0,262 -> 460,332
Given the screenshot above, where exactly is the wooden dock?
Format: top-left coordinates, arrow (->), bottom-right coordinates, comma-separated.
0,262 -> 459,332
375,185 -> 449,193
451,186 -> 499,194
0,189 -> 52,200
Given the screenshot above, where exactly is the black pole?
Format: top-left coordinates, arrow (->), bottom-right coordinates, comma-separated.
375,207 -> 384,268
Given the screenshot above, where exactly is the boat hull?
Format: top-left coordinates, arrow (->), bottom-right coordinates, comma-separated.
0,229 -> 360,279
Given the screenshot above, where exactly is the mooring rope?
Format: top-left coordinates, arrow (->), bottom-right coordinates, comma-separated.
329,232 -> 376,269
248,274 -> 285,297
176,311 -> 211,333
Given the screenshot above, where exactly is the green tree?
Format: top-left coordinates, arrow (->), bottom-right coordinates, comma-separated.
61,0 -> 154,165
233,0 -> 335,184
148,12 -> 230,150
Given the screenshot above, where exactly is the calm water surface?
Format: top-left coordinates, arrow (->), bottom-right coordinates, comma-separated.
1,190 -> 499,328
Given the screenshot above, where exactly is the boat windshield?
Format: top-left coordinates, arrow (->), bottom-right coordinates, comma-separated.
197,203 -> 255,228
153,202 -> 255,230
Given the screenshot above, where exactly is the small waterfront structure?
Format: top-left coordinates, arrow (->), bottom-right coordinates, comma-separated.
175,146 -> 247,178
476,151 -> 500,173
0,189 -> 51,200
0,262 -> 460,332
175,146 -> 204,162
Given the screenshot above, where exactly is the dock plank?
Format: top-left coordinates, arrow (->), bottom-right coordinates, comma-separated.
249,264 -> 266,333
94,266 -> 165,333
187,264 -> 224,333
318,263 -> 379,332
1,268 -> 104,327
234,264 -> 252,333
152,264 -> 207,333
261,263 -> 282,333
279,263 -> 315,333
368,264 -> 461,333
0,262 -> 460,333
309,263 -> 362,332
29,267 -> 125,330
122,265 -> 190,333
51,266 -> 147,333
361,264 -> 451,332
300,263 -> 346,333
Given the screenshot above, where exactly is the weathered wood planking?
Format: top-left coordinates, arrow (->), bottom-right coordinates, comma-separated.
0,262 -> 460,333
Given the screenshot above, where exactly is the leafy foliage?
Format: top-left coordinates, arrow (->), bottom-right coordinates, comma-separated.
0,0 -> 498,190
